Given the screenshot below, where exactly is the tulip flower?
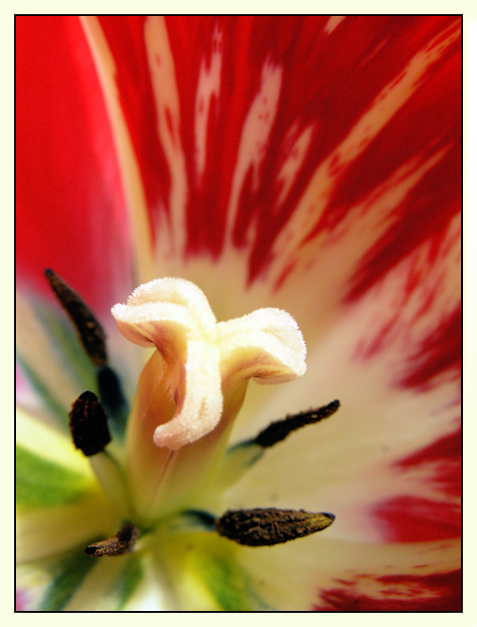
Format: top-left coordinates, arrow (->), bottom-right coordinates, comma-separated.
16,16 -> 461,611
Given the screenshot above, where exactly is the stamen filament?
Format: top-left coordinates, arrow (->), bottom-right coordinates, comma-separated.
173,510 -> 217,532
89,451 -> 131,518
97,365 -> 129,437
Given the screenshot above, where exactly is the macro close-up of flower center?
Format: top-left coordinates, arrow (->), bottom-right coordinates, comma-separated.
16,16 -> 461,611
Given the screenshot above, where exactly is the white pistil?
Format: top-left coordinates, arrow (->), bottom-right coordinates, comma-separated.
112,278 -> 307,451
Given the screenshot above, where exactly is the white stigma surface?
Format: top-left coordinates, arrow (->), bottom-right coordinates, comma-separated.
112,277 -> 306,450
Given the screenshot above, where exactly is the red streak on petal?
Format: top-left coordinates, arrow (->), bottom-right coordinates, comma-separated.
353,314 -> 401,360
373,495 -> 460,543
246,16 -> 461,282
314,569 -> 461,611
345,144 -> 461,304
395,427 -> 461,498
353,279 -> 461,391
166,16 -> 254,256
371,427 -> 461,545
321,39 -> 461,241
97,16 -> 168,244
398,306 -> 461,390
18,16 -> 458,304
92,16 -> 460,292
355,305 -> 461,393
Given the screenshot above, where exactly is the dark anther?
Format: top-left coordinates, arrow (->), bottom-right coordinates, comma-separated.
216,508 -> 335,547
44,269 -> 107,367
254,400 -> 340,448
69,391 -> 111,456
85,523 -> 138,557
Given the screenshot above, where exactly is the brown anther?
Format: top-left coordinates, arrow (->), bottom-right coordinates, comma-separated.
216,508 -> 335,547
85,524 -> 138,557
44,269 -> 107,367
69,391 -> 111,456
254,400 -> 340,448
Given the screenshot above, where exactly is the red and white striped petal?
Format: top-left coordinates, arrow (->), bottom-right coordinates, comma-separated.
228,221 -> 460,546
238,535 -> 460,611
16,16 -> 461,611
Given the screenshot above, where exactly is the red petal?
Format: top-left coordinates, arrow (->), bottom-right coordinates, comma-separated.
16,16 -> 131,310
